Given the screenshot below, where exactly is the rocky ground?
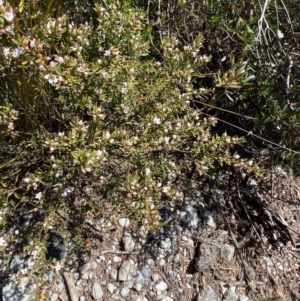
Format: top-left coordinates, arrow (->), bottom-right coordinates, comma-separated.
1,165 -> 300,301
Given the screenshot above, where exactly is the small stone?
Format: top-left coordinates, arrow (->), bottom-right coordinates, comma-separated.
155,281 -> 168,292
26,256 -> 35,268
136,265 -> 151,285
81,271 -> 89,280
159,258 -> 166,266
221,244 -> 235,261
79,297 -> 85,301
110,269 -> 118,281
195,230 -> 228,272
160,297 -> 174,301
197,285 -> 220,301
203,210 -> 216,228
113,256 -> 122,263
91,282 -> 103,300
55,278 -> 64,291
159,238 -> 172,249
120,287 -> 130,297
10,255 -> 23,273
239,295 -> 249,301
136,297 -> 148,301
126,280 -> 134,288
179,205 -> 199,227
47,232 -> 68,261
173,253 -> 180,263
74,273 -> 80,280
2,278 -> 35,301
152,274 -> 160,282
79,262 -> 90,274
123,233 -> 135,252
219,282 -> 229,294
223,286 -> 238,301
90,260 -> 97,269
119,218 -> 130,227
44,271 -> 53,283
134,282 -> 143,291
50,293 -> 58,301
118,260 -> 132,281
107,283 -> 115,294
169,225 -> 182,239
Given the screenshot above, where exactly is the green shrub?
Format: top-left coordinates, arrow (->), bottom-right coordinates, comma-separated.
0,0 -> 257,290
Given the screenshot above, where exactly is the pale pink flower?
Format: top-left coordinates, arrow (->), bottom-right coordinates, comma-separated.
4,8 -> 14,23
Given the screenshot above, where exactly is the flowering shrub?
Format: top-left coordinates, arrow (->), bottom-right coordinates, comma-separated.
0,0 -> 256,287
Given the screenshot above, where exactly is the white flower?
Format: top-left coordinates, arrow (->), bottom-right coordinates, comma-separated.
96,150 -> 103,157
44,74 -> 58,85
35,192 -> 43,200
105,131 -> 110,139
12,47 -> 24,58
0,237 -> 6,247
104,49 -> 111,56
102,72 -> 109,79
162,186 -> 170,193
4,8 -> 14,23
3,47 -> 10,57
153,117 -> 161,125
145,168 -> 151,176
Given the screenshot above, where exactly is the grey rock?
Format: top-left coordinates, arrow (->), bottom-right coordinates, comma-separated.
219,282 -> 229,294
47,232 -> 68,260
79,262 -> 91,274
91,282 -> 103,300
136,297 -> 149,301
2,278 -> 36,301
110,269 -> 118,281
179,205 -> 199,227
195,230 -> 228,272
10,255 -> 23,273
152,273 -> 160,282
44,271 -> 53,283
120,287 -> 130,297
134,282 -> 143,291
55,277 -> 64,291
221,244 -> 235,261
118,260 -> 132,281
107,283 -> 115,294
50,293 -> 58,301
155,281 -> 168,292
136,265 -> 151,285
169,224 -> 182,239
197,285 -> 220,301
203,210 -> 216,228
126,280 -> 134,288
174,253 -> 180,263
113,256 -> 122,262
239,295 -> 249,301
119,217 -> 130,227
26,256 -> 35,268
223,287 -> 238,301
160,297 -> 174,301
81,271 -> 89,280
123,233 -> 135,252
159,237 -> 172,249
